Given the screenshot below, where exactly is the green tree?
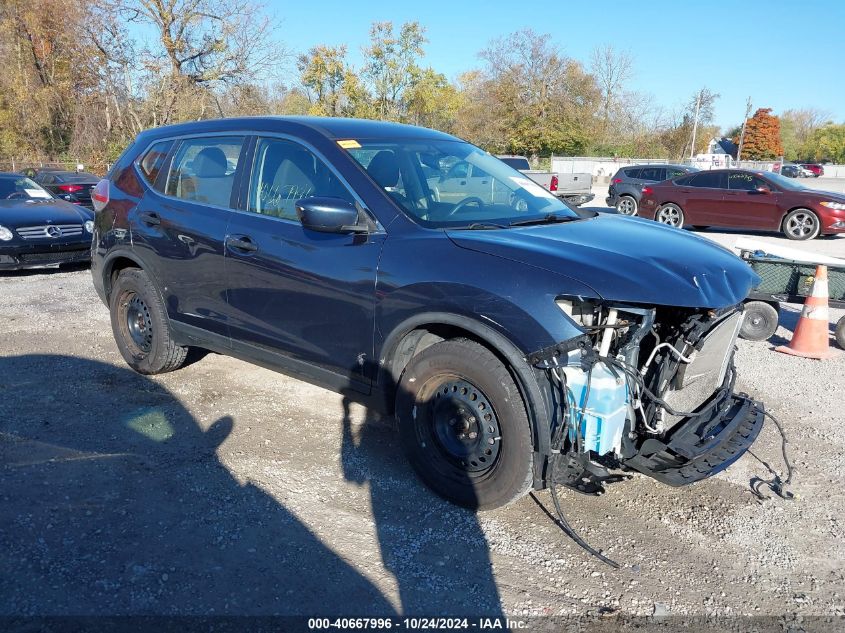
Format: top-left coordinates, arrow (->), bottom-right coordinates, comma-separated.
361,21 -> 426,120
805,124 -> 845,163
780,108 -> 829,160
405,68 -> 464,132
297,45 -> 372,117
474,29 -> 599,157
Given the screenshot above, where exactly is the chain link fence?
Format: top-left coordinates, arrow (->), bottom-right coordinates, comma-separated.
0,159 -> 110,176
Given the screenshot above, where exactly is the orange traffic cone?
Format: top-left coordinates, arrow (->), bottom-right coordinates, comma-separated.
776,265 -> 841,360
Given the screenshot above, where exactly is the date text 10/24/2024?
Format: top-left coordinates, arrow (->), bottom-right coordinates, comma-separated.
307,618 -> 528,630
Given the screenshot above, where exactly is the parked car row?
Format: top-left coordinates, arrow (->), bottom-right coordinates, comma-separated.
605,164 -> 699,215
0,173 -> 94,270
639,169 -> 845,240
20,167 -> 100,207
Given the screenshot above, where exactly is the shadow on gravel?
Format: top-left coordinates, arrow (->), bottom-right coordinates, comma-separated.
340,366 -> 504,617
0,354 -> 395,616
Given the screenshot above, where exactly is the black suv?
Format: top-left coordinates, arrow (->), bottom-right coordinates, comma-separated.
91,117 -> 763,510
606,164 -> 698,215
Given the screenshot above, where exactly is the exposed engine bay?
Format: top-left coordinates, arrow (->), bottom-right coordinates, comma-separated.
531,300 -> 766,495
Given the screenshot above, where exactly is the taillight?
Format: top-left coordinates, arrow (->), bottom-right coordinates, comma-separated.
92,179 -> 109,212
549,175 -> 558,192
641,186 -> 653,196
58,184 -> 84,193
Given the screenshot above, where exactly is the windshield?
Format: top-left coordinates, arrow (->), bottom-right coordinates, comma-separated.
345,140 -> 579,228
499,157 -> 531,170
0,176 -> 54,201
765,172 -> 806,191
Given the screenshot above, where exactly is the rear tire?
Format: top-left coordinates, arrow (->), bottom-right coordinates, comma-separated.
740,301 -> 779,341
836,316 -> 845,350
656,203 -> 684,228
782,208 -> 820,240
110,268 -> 188,375
395,338 -> 533,510
616,195 -> 638,216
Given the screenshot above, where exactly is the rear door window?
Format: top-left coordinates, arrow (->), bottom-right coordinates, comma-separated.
165,136 -> 245,208
687,172 -> 727,189
638,167 -> 665,181
667,167 -> 688,179
247,138 -> 355,222
728,172 -> 767,191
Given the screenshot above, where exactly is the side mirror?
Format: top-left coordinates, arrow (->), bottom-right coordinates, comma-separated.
296,196 -> 368,234
755,185 -> 771,194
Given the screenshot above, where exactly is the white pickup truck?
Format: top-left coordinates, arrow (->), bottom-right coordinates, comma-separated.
497,155 -> 594,206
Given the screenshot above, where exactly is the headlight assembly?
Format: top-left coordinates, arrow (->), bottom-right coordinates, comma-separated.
0,225 -> 13,241
84,220 -> 94,233
820,201 -> 845,211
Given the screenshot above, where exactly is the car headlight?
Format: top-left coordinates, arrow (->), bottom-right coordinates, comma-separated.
0,225 -> 13,241
820,201 -> 845,211
84,220 -> 94,233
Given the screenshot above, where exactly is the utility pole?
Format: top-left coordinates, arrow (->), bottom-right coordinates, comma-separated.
689,91 -> 702,159
735,97 -> 752,166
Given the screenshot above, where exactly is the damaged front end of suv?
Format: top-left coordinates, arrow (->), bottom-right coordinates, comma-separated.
530,298 -> 764,494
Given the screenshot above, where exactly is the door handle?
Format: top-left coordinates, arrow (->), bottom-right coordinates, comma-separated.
226,235 -> 258,253
139,212 -> 160,226
460,180 -> 466,185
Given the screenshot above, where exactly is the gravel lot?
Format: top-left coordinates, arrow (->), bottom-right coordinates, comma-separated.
1,226 -> 844,621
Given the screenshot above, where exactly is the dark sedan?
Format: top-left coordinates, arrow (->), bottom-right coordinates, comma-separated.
0,174 -> 94,270
33,170 -> 99,209
639,169 -> 845,240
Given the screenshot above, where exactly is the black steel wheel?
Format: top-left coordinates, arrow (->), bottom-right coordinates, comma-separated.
110,268 -> 188,375
739,301 -> 780,341
395,338 -> 533,510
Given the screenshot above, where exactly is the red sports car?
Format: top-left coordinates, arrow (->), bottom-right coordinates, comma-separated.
638,169 -> 845,240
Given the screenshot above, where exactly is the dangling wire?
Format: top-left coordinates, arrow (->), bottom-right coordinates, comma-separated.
534,366 -> 621,569
741,399 -> 795,501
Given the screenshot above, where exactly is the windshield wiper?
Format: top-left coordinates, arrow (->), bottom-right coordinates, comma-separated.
509,213 -> 578,227
457,222 -> 508,230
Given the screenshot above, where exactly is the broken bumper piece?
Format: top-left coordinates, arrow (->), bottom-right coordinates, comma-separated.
624,394 -> 764,486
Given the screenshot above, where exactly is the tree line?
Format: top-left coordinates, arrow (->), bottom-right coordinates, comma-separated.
1,0 -> 842,169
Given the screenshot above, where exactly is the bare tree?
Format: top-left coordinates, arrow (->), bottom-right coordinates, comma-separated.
589,45 -> 633,133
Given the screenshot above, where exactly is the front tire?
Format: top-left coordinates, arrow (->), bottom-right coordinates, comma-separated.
782,208 -> 820,240
110,268 -> 188,375
616,195 -> 638,216
836,316 -> 845,350
656,203 -> 685,228
395,338 -> 533,510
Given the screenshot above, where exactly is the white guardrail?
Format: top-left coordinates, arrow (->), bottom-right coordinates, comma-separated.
552,156 -> 845,181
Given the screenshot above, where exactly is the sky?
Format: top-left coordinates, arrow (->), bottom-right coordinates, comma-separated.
265,0 -> 845,130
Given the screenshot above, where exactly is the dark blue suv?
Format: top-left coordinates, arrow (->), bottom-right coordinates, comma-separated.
91,117 -> 764,510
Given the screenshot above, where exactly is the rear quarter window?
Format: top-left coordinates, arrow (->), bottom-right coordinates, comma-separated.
623,168 -> 642,178
137,141 -> 174,190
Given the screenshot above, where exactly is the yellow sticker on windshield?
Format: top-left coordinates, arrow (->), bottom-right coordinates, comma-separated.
337,139 -> 361,149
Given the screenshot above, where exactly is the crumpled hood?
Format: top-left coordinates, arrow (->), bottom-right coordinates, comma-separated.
0,199 -> 92,227
447,214 -> 759,308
